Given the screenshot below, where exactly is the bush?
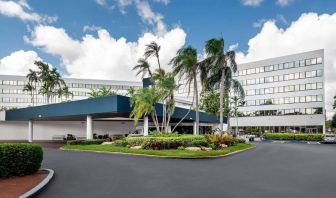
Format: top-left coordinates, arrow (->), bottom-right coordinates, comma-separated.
125,135 -> 208,150
113,139 -> 128,147
262,133 -> 323,141
206,133 -> 236,148
67,139 -> 104,145
235,138 -> 246,144
0,144 -> 43,178
151,131 -> 179,137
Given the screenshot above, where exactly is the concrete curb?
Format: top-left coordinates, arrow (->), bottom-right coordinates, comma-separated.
19,169 -> 55,198
60,145 -> 256,159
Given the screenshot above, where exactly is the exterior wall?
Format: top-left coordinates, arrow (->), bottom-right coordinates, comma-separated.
229,49 -> 325,133
0,75 -> 142,109
0,121 -> 139,141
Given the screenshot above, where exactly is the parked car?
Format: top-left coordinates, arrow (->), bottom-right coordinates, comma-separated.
321,134 -> 336,144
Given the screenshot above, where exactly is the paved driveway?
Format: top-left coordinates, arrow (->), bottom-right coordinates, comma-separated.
38,143 -> 336,198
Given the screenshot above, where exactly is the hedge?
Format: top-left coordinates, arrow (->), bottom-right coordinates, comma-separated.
67,139 -> 104,145
262,133 -> 323,141
125,135 -> 208,149
0,144 -> 43,178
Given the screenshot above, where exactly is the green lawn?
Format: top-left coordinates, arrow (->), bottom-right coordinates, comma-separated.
62,143 -> 254,158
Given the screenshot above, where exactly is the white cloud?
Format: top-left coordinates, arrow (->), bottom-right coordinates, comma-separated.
26,25 -> 186,82
0,0 -> 56,23
242,0 -> 263,7
0,50 -> 41,75
253,15 -> 287,28
236,12 -> 336,118
83,25 -> 102,32
95,0 -> 107,6
253,18 -> 267,28
229,43 -> 239,51
276,0 -> 294,6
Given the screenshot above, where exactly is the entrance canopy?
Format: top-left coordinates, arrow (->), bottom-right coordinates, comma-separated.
4,95 -> 221,123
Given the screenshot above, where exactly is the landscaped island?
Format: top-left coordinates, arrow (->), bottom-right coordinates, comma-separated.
63,133 -> 254,158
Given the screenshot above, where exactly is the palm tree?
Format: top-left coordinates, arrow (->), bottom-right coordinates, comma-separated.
333,95 -> 336,109
133,58 -> 153,79
170,46 -> 200,135
201,38 -> 245,132
26,69 -> 38,106
230,96 -> 245,136
23,83 -> 34,105
144,41 -> 161,70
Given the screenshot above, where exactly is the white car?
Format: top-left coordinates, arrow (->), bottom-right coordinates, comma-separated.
322,134 -> 336,143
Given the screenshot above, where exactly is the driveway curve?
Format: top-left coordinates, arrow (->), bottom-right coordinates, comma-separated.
38,143 -> 336,198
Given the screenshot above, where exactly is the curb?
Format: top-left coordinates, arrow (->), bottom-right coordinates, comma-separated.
19,169 -> 55,198
60,145 -> 256,159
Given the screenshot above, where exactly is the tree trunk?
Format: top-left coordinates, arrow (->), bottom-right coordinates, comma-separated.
172,95 -> 194,132
236,114 -> 239,136
219,71 -> 225,132
194,72 -> 199,135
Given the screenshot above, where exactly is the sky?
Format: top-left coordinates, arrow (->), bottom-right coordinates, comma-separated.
0,0 -> 336,117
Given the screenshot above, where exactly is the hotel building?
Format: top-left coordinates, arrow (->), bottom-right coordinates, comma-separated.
229,49 -> 325,133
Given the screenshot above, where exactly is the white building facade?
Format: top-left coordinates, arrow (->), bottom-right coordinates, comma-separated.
230,49 -> 325,133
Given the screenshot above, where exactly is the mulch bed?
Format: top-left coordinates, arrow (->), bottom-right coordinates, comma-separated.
0,170 -> 48,198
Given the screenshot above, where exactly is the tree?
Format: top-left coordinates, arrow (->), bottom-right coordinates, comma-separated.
89,87 -> 117,98
23,83 -> 34,105
333,95 -> 336,109
26,69 -> 38,106
201,38 -> 245,132
230,95 -> 245,136
170,46 -> 200,135
130,87 -> 160,131
133,58 -> 153,79
144,41 -> 161,70
200,89 -> 220,116
331,113 -> 336,129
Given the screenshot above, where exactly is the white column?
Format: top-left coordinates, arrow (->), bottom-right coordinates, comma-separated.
144,116 -> 149,136
86,115 -> 93,140
193,121 -> 198,135
28,120 -> 33,143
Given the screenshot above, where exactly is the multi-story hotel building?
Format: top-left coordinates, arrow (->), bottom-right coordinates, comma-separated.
230,49 -> 325,133
0,75 -> 142,110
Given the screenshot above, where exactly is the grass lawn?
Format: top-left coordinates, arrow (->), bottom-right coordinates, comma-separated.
62,143 -> 254,158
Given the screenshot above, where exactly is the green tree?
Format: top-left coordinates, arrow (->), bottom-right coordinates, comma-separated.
144,41 -> 161,70
331,113 -> 336,129
333,95 -> 336,109
26,69 -> 38,106
23,82 -> 34,105
200,89 -> 220,116
170,46 -> 201,134
230,95 -> 245,136
201,38 -> 245,132
133,58 -> 153,79
89,87 -> 117,98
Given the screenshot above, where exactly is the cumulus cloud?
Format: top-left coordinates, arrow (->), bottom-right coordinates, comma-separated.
83,25 -> 102,32
25,25 -> 186,81
276,0 -> 294,7
236,12 -> 336,118
242,0 -> 263,7
0,50 -> 41,75
0,0 -> 57,23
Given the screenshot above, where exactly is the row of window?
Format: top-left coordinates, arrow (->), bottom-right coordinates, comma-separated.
235,57 -> 323,77
244,95 -> 323,106
239,107 -> 323,117
0,80 -> 140,91
0,97 -> 54,103
245,82 -> 323,96
0,89 -> 91,97
241,69 -> 323,86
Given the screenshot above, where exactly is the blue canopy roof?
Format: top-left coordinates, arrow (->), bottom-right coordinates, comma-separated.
5,95 -> 222,123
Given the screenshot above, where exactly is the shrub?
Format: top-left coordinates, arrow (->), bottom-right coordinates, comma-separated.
0,144 -> 43,178
262,133 -> 323,141
206,133 -> 236,148
235,138 -> 246,144
113,139 -> 128,147
125,135 -> 208,150
151,131 -> 179,137
67,139 -> 104,145
177,146 -> 185,150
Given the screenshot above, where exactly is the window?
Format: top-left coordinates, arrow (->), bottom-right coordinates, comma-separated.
285,86 -> 290,92
285,97 -> 290,104
311,70 -> 317,77
256,78 -> 260,84
300,72 -> 305,79
260,88 -> 265,94
295,85 -> 300,91
300,108 -> 306,114
260,78 -> 264,83
295,61 -> 300,68
311,95 -> 317,102
295,72 -> 300,79
279,75 -> 284,81
317,82 -> 323,89
274,76 -> 279,82
306,83 -> 311,90
242,70 -> 246,75
317,95 -> 323,102
306,96 -> 312,102
300,96 -> 306,103
300,60 -> 305,67
311,58 -> 317,65
317,70 -> 323,77
239,70 -> 243,76
274,64 -> 279,70
289,73 -> 294,80
284,74 -> 289,81
279,63 -> 284,70
311,83 -> 317,90
288,62 -> 294,68
306,71 -> 311,78
305,59 -> 311,66
295,97 -> 300,103
274,87 -> 279,93
317,57 -> 323,64
256,67 -> 260,73
278,87 -> 284,93
260,66 -> 264,73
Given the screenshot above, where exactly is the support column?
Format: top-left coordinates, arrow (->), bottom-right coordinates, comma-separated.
193,121 -> 198,135
86,115 -> 93,140
144,116 -> 149,136
28,120 -> 33,143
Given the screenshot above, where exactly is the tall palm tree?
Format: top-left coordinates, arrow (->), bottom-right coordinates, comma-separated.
230,96 -> 245,136
133,58 -> 153,79
144,41 -> 161,70
201,38 -> 245,132
26,69 -> 38,106
170,46 -> 200,135
23,83 -> 34,105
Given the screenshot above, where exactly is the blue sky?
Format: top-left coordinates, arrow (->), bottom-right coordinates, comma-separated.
1,0 -> 336,69
0,0 -> 336,116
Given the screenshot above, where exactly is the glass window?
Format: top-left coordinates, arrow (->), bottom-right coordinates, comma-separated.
295,85 -> 300,91
256,67 -> 260,73
274,64 -> 279,70
265,88 -> 270,94
284,63 -> 289,69
317,95 -> 323,102
251,68 -> 255,74
260,88 -> 265,94
288,62 -> 294,68
300,96 -> 306,103
300,108 -> 306,114
256,78 -> 260,84
317,82 -> 323,89
256,89 -> 260,95
285,86 -> 290,92
306,71 -> 311,78
278,87 -> 284,93
284,74 -> 289,81
289,73 -> 294,80
279,98 -> 284,104
311,70 -> 317,77
300,60 -> 305,67
295,72 -> 300,79
300,84 -> 305,91
295,97 -> 300,103
279,63 -> 284,70
295,61 -> 300,67
311,58 -> 317,65
317,57 -> 323,64
260,66 -> 264,73
306,96 -> 312,102
290,97 -> 295,103
306,108 -> 312,114
317,70 -> 323,77
311,95 -> 317,102
285,97 -> 290,104
239,70 -> 243,76
242,70 -> 246,75
305,59 -> 311,66
260,78 -> 264,83
247,69 -> 251,75
311,83 -> 317,90
274,87 -> 278,93
306,83 -> 311,90
300,72 -> 305,79
269,65 -> 274,71
274,76 -> 279,82
279,75 -> 283,81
